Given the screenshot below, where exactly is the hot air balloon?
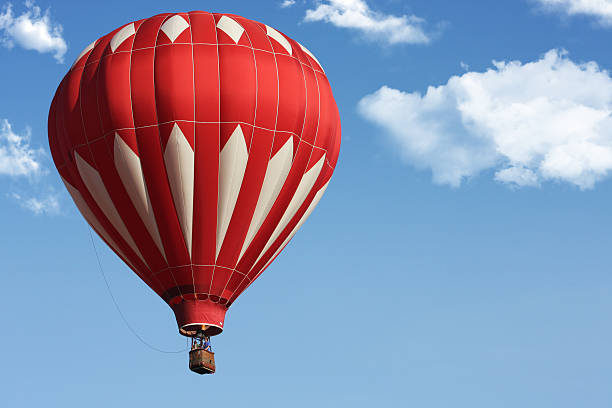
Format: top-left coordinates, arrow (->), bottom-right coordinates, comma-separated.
48,11 -> 341,374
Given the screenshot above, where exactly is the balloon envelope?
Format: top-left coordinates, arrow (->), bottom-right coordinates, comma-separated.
48,11 -> 341,336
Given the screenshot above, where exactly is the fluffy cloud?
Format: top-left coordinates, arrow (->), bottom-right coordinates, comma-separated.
0,1 -> 67,62
280,0 -> 296,8
0,119 -> 42,177
304,0 -> 430,45
12,192 -> 59,215
535,0 -> 612,25
358,49 -> 612,189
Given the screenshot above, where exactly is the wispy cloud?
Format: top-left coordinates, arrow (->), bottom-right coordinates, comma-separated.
0,1 -> 67,62
304,0 -> 431,45
280,0 -> 296,8
12,192 -> 59,215
1,119 -> 60,215
359,49 -> 612,189
535,0 -> 612,26
0,118 -> 42,177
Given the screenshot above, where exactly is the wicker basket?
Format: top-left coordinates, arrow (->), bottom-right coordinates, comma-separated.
189,349 -> 216,374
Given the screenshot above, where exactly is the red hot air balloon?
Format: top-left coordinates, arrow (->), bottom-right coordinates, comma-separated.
48,11 -> 341,373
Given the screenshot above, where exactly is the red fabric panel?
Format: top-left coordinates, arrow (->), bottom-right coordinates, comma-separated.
189,12 -> 217,43
192,123 -> 219,266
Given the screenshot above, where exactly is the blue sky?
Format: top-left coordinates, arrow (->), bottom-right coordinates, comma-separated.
2,0 -> 612,406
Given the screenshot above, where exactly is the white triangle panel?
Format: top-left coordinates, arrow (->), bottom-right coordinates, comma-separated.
72,40 -> 96,68
114,134 -> 167,262
73,153 -> 148,268
217,16 -> 244,44
299,42 -> 323,71
266,25 -> 292,55
161,15 -> 190,43
254,155 -> 326,266
110,23 -> 135,52
163,123 -> 195,257
216,125 -> 249,258
238,138 -> 293,261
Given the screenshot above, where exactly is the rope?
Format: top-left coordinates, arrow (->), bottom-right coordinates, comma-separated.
88,227 -> 189,354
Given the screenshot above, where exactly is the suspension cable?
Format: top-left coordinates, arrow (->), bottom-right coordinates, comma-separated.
88,227 -> 189,354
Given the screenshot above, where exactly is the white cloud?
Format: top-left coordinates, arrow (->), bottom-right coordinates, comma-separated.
535,0 -> 612,25
0,119 -> 42,177
358,49 -> 612,189
495,166 -> 540,187
1,119 -> 59,215
304,0 -> 431,45
280,0 -> 296,8
12,192 -> 59,215
0,1 -> 67,62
